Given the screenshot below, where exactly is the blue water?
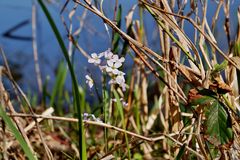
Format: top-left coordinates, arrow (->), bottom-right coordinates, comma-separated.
0,0 -> 239,96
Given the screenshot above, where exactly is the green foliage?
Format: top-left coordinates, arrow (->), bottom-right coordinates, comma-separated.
112,5 -> 122,54
37,0 -> 87,159
191,95 -> 233,146
133,153 -> 143,160
50,61 -> 68,115
211,60 -> 228,75
0,106 -> 37,160
113,90 -> 131,159
204,98 -> 233,146
175,144 -> 186,160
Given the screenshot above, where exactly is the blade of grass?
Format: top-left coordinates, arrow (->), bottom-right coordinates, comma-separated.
112,5 -> 122,53
50,61 -> 68,115
37,0 -> 86,159
113,90 -> 131,159
0,106 -> 37,160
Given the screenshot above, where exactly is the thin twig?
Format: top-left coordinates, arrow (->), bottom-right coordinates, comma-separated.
7,112 -> 204,159
32,3 -> 43,94
1,51 -> 53,159
0,66 -> 35,154
140,0 -> 239,70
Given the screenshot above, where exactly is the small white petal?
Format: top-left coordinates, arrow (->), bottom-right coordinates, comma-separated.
85,75 -> 94,89
107,60 -> 114,67
105,51 -> 113,59
112,55 -> 119,62
98,52 -> 104,58
121,83 -> 127,91
117,71 -> 125,76
89,82 -> 93,88
91,53 -> 98,58
111,98 -> 117,102
99,65 -> 106,71
108,79 -> 115,84
114,61 -> 122,68
116,76 -> 124,84
119,57 -> 125,62
95,59 -> 101,64
85,75 -> 91,80
88,58 -> 95,63
112,69 -> 120,75
106,67 -> 113,73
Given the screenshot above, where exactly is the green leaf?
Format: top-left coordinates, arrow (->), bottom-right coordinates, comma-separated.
189,95 -> 215,107
204,99 -> 233,146
37,0 -> 86,159
133,153 -> 143,160
0,106 -> 37,160
50,61 -> 68,115
112,5 -> 122,53
176,143 -> 186,160
113,90 -> 131,159
211,60 -> 228,75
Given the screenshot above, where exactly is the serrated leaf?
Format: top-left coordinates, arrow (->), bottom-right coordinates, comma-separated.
204,99 -> 233,146
188,88 -> 216,106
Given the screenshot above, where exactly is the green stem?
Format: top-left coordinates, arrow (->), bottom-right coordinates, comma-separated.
37,0 -> 87,159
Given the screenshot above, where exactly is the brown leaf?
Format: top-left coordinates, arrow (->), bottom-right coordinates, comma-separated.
209,77 -> 232,94
188,88 -> 203,103
125,4 -> 137,29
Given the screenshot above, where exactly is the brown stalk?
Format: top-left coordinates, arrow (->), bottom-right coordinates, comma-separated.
126,63 -> 136,112
140,0 -> 239,70
1,53 -> 53,159
0,67 -> 35,155
7,112 -> 205,159
32,3 -> 43,94
74,0 -> 190,103
129,43 -> 187,103
73,0 -> 166,64
196,112 -> 209,159
211,0 -> 223,31
223,0 -> 231,48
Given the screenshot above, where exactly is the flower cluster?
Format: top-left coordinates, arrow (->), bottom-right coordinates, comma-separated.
83,113 -> 102,122
86,48 -> 127,91
111,98 -> 128,107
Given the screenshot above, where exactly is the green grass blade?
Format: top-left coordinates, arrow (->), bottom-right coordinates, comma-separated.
113,90 -> 131,159
176,143 -> 186,160
37,0 -> 87,159
50,61 -> 68,114
0,106 -> 37,160
143,4 -> 199,69
112,5 -> 122,53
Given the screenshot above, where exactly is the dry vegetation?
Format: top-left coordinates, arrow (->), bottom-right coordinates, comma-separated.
1,0 -> 240,159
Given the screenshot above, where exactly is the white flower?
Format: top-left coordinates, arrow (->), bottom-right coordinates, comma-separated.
103,48 -> 113,59
106,59 -> 123,74
111,98 -> 128,107
85,75 -> 94,89
87,48 -> 127,92
116,75 -> 125,85
99,65 -> 107,72
120,82 -> 127,91
119,57 -> 125,63
88,53 -> 101,65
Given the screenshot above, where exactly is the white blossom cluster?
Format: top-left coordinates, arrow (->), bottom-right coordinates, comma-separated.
111,98 -> 128,107
85,48 -> 127,91
83,113 -> 102,122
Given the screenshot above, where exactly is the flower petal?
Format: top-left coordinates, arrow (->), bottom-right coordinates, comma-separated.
114,61 -> 122,68
91,53 -> 98,58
